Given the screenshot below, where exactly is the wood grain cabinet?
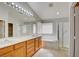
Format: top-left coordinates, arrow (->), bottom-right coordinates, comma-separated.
38,37 -> 42,48
0,46 -> 13,57
2,51 -> 13,57
35,38 -> 39,52
26,39 -> 35,57
13,42 -> 26,57
0,36 -> 42,57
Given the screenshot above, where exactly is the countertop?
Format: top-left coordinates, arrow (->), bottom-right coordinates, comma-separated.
0,35 -> 41,49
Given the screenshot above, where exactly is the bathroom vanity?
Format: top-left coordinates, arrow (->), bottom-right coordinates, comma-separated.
0,36 -> 42,57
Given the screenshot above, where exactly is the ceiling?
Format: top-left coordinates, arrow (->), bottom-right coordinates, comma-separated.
28,2 -> 70,20
2,2 -> 70,22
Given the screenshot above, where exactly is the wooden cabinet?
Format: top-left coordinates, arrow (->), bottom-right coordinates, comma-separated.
34,37 -> 42,52
0,46 -> 13,57
26,39 -> 35,57
35,38 -> 39,52
13,42 -> 26,57
1,51 -> 13,57
0,36 -> 42,57
13,47 -> 26,57
38,37 -> 42,48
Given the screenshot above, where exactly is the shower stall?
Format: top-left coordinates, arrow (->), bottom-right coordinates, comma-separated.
57,22 -> 70,50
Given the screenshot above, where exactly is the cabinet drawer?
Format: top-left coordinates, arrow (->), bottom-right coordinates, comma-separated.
36,40 -> 39,45
14,42 -> 25,49
39,39 -> 42,48
27,51 -> 34,57
27,47 -> 34,53
27,42 -> 34,46
0,46 -> 13,56
27,47 -> 34,57
1,51 -> 13,57
27,44 -> 34,49
27,39 -> 34,45
13,47 -> 26,57
35,39 -> 39,51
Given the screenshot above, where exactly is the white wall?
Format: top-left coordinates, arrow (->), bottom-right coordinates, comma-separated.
0,3 -> 8,20
36,22 -> 42,34
70,6 -> 74,57
26,24 -> 33,34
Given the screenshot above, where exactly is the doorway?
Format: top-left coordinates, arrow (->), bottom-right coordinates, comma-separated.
72,2 -> 79,57
8,23 -> 13,37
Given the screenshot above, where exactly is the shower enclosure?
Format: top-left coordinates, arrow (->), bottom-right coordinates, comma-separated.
58,22 -> 70,50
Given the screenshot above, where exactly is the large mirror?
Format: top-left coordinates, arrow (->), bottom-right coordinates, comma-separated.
0,2 -> 37,38
0,20 -> 5,38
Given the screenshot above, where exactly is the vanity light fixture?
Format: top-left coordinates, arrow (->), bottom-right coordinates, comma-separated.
8,3 -> 11,7
22,8 -> 23,10
11,3 -> 15,8
4,2 -> 33,16
23,10 -> 26,14
30,13 -> 33,16
21,8 -> 24,13
28,12 -> 32,16
19,6 -> 21,9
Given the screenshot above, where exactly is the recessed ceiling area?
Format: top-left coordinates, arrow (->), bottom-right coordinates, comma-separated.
28,2 -> 70,20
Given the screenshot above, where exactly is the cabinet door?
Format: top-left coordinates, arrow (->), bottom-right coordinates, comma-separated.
13,47 -> 26,57
26,39 -> 34,57
35,39 -> 39,51
0,46 -> 13,57
38,38 -> 42,48
1,52 -> 13,57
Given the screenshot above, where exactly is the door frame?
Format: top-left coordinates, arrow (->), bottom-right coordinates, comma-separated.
70,2 -> 78,57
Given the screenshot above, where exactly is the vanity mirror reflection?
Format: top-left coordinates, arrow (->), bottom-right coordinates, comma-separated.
0,20 -> 5,38
8,23 -> 13,37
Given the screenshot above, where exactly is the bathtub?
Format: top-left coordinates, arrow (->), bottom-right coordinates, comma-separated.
42,35 -> 58,49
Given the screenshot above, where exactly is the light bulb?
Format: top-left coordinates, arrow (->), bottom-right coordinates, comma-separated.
15,5 -> 18,7
12,2 -> 14,5
19,6 -> 21,9
57,12 -> 59,15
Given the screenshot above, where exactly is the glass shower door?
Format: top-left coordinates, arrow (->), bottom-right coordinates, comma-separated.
58,22 -> 69,49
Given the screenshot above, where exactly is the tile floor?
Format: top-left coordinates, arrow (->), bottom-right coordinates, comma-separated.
33,41 -> 68,57
33,48 -> 68,57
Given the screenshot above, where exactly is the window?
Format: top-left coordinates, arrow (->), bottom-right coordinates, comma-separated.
33,24 -> 36,34
42,23 -> 53,34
